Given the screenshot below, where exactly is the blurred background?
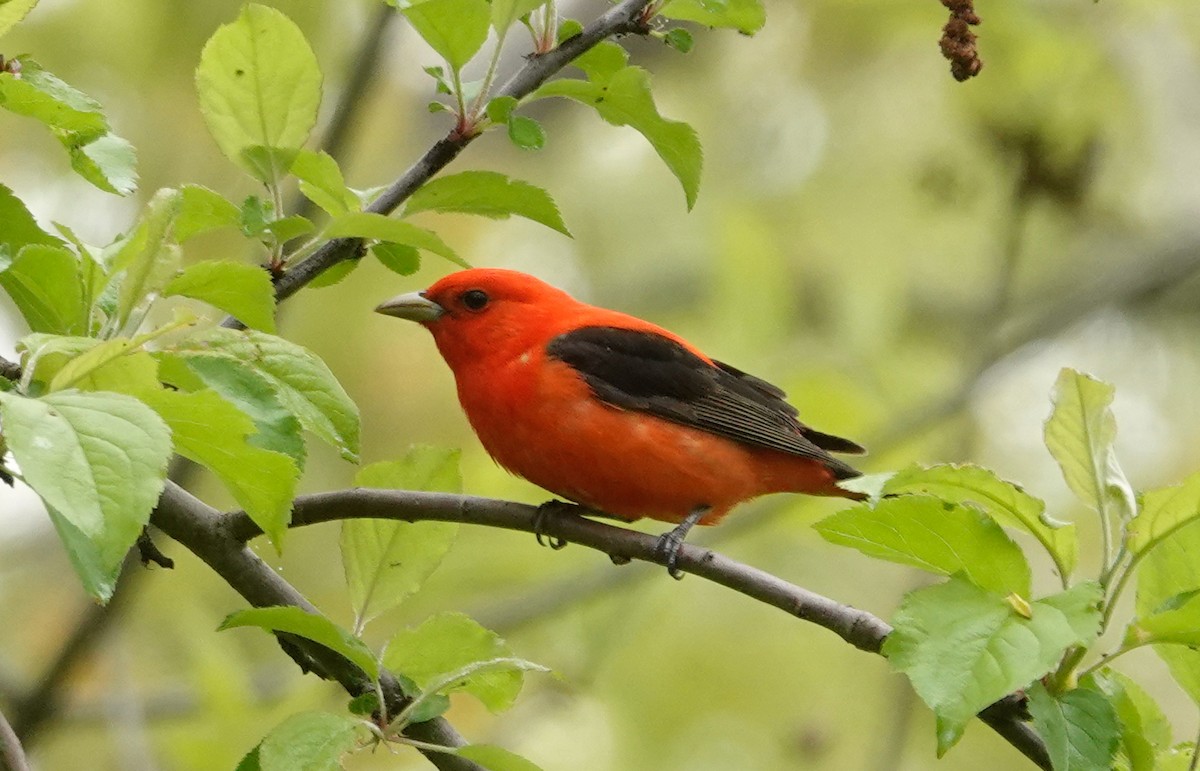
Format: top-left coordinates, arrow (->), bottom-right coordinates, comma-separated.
2,0 -> 1200,768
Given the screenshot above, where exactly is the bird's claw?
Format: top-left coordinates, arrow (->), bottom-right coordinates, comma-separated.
533,501 -> 569,550
653,530 -> 687,580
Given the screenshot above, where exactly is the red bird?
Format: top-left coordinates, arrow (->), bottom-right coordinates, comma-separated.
376,268 -> 865,575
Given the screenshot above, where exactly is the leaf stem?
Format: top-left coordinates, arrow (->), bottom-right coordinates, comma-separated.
1189,719 -> 1200,771
467,32 -> 508,125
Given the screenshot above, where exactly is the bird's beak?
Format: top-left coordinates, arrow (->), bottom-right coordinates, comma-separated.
374,291 -> 445,323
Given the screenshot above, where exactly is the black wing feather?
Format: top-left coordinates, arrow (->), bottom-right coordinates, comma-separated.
545,326 -> 864,479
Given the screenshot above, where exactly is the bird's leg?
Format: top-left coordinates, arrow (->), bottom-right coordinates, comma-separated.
654,506 -> 708,580
532,500 -> 573,550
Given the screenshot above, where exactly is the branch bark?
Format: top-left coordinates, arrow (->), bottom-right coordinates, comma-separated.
0,706 -> 29,771
150,484 -> 485,771
223,489 -> 1051,769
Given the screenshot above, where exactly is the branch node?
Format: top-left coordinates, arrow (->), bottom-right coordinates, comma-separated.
136,527 -> 175,569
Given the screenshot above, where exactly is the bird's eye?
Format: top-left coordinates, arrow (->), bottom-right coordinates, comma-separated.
461,289 -> 489,311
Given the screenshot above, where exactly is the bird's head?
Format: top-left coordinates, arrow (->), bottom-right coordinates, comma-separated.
375,268 -> 578,367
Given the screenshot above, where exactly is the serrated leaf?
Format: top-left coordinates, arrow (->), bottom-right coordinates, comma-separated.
1086,670 -> 1171,771
63,132 -> 138,195
46,504 -> 121,602
1045,368 -> 1136,522
404,171 -> 570,236
16,334 -> 98,387
163,259 -> 276,332
815,495 -> 1031,596
177,185 -> 241,241
0,0 -> 38,38
385,613 -> 543,714
0,183 -> 62,253
196,4 -> 322,183
143,388 -> 298,547
325,212 -> 465,267
160,353 -> 305,466
507,115 -> 545,150
531,67 -> 702,209
221,606 -> 379,680
291,149 -> 359,216
306,258 -> 359,289
1136,518 -> 1200,704
259,214 -> 315,244
342,448 -> 461,631
257,711 -> 360,771
0,244 -> 85,334
457,745 -> 545,771
170,328 -> 360,462
1028,682 -> 1120,771
884,578 -> 1102,755
659,0 -> 766,34
372,242 -> 420,275
1129,592 -> 1200,648
0,58 -> 107,137
401,0 -> 491,71
49,337 -> 142,392
0,389 -> 171,594
1127,471 -> 1200,556
490,0 -> 546,32
105,188 -> 183,329
571,40 -> 627,81
884,464 -> 1078,579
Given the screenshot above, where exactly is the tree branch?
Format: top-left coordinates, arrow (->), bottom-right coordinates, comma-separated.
0,705 -> 30,771
223,489 -> 1051,768
149,484 -> 485,771
270,0 -> 655,302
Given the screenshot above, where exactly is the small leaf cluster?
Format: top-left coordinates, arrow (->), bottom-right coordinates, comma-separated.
819,369 -> 1200,769
226,449 -> 549,771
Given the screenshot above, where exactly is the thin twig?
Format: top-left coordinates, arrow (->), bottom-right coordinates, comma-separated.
222,488 -> 1050,768
0,706 -> 30,771
149,483 -> 485,771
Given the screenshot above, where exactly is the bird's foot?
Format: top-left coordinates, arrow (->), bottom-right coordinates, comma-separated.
532,500 -> 572,550
653,507 -> 708,580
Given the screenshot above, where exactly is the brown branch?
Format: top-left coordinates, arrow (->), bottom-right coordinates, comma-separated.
223,489 -> 1050,768
0,705 -> 30,771
149,484 -> 485,771
0,355 -> 21,383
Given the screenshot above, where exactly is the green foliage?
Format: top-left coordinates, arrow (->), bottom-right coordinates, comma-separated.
825,368 -> 1200,766
659,0 -> 766,35
400,0 -> 492,71
405,171 -> 571,236
0,0 -> 38,38
195,3 -> 321,184
455,744 -> 546,771
253,711 -> 361,771
221,606 -> 380,681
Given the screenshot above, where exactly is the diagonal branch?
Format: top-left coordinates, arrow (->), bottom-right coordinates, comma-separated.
222,489 -> 1051,769
149,484 -> 485,771
270,0 -> 654,302
0,704 -> 30,771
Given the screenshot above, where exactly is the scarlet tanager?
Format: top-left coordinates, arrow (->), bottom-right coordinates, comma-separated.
376,268 -> 865,575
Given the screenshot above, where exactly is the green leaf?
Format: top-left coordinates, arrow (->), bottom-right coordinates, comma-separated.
1086,670 -> 1171,771
490,0 -> 546,32
143,388 -> 298,546
0,184 -> 63,253
105,188 -> 183,329
163,259 -> 276,332
1128,471 -> 1200,556
1128,591 -> 1200,648
0,389 -> 171,590
325,212 -> 466,267
485,95 -> 517,124
257,711 -> 360,771
663,28 -> 695,53
372,242 -> 420,275
401,0 -> 491,71
342,448 -> 461,631
46,504 -> 121,603
221,606 -> 379,680
160,353 -> 304,465
177,185 -> 241,241
659,0 -> 766,34
1028,682 -> 1120,771
884,463 -> 1078,579
49,337 -> 145,392
0,59 -> 106,136
291,150 -> 359,216
1044,368 -> 1136,522
195,4 -> 322,183
1136,518 -> 1200,704
0,244 -> 85,334
507,115 -> 545,150
814,495 -> 1032,596
235,746 -> 262,771
385,612 -> 545,714
169,328 -> 360,462
457,745 -> 545,771
572,40 -> 628,81
883,578 -> 1102,755
0,0 -> 38,38
63,132 -> 138,196
531,67 -> 702,209
404,171 -> 570,236
305,258 -> 359,288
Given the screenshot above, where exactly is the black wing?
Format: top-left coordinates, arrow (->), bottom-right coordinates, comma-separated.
545,326 -> 864,479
